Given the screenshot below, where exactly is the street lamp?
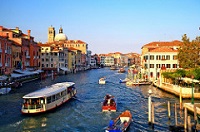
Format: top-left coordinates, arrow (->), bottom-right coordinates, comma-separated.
191,75 -> 194,104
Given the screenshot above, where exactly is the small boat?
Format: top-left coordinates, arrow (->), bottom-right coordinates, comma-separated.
119,78 -> 129,83
99,77 -> 106,84
118,68 -> 126,73
21,82 -> 76,114
126,80 -> 152,86
0,87 -> 11,95
110,65 -> 118,70
102,94 -> 116,112
105,110 -> 132,132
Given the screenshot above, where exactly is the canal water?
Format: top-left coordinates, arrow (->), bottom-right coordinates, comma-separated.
0,68 -> 191,132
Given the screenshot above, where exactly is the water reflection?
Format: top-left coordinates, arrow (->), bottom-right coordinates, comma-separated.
21,117 -> 47,130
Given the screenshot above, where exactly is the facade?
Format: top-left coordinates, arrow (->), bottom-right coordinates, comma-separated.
0,26 -> 40,74
46,26 -> 89,70
0,36 -> 12,75
68,47 -> 82,71
141,40 -> 182,81
68,50 -> 76,72
39,43 -> 69,74
104,56 -> 115,66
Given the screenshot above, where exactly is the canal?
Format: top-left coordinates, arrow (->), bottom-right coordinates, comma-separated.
0,68 -> 192,132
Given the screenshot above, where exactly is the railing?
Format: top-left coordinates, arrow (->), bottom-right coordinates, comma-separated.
23,104 -> 43,109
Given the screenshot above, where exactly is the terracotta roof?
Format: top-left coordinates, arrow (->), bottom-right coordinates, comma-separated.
142,40 -> 182,48
68,47 -> 80,51
150,47 -> 178,52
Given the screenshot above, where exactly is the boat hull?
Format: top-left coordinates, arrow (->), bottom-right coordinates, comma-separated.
105,110 -> 132,132
102,106 -> 116,112
126,81 -> 151,86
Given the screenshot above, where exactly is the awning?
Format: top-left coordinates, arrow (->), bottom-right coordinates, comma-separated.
60,67 -> 70,72
181,77 -> 199,83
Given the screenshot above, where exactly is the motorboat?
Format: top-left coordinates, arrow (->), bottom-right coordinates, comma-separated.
102,94 -> 116,112
99,77 -> 106,84
119,78 -> 129,83
118,68 -> 126,73
0,87 -> 11,95
105,110 -> 132,132
21,82 -> 76,114
126,80 -> 152,86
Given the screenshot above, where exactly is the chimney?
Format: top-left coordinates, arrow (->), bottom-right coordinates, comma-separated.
27,30 -> 31,39
0,26 -> 3,31
16,27 -> 19,31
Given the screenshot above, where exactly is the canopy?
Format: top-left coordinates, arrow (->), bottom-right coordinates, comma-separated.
180,77 -> 199,83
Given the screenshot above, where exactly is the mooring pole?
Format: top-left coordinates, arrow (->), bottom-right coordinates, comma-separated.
184,107 -> 188,130
151,102 -> 155,129
180,87 -> 182,109
168,101 -> 171,119
148,89 -> 152,124
175,103 -> 178,126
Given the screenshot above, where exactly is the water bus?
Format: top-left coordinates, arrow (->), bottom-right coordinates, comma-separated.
21,82 -> 76,114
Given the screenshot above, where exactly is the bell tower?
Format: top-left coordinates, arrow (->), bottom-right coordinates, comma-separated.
48,25 -> 55,42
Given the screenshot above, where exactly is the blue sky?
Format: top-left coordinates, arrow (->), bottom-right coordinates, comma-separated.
1,0 -> 200,54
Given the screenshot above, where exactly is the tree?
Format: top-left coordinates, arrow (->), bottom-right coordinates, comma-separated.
178,34 -> 200,68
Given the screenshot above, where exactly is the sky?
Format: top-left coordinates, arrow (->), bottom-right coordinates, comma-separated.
0,0 -> 200,54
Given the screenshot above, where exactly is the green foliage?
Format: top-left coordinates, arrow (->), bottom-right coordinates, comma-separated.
162,68 -> 200,80
178,34 -> 200,68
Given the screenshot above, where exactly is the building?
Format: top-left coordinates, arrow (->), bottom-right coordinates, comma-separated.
141,40 -> 182,81
0,36 -> 12,75
0,26 -> 40,74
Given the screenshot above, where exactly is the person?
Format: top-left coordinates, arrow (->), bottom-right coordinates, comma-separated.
109,119 -> 114,129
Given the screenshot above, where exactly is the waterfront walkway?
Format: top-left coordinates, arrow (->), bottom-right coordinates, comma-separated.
153,80 -> 200,99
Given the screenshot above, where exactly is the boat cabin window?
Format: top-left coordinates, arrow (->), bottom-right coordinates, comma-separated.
47,96 -> 51,103
52,95 -> 56,102
67,86 -> 75,93
56,93 -> 61,100
24,98 -> 44,105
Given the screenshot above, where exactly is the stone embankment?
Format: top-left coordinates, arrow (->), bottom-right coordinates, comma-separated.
153,81 -> 200,99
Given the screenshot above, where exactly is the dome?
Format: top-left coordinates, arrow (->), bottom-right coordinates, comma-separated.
54,33 -> 68,41
54,26 -> 68,41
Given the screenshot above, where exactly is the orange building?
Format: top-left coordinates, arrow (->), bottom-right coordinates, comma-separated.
0,36 -> 12,75
0,26 -> 40,73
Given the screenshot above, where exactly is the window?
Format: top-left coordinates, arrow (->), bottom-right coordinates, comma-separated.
161,55 -> 165,60
156,55 -> 161,60
173,64 -> 178,68
150,64 -> 154,68
166,55 -> 170,60
150,72 -> 153,78
173,55 -> 177,60
156,64 -> 161,68
150,55 -> 154,60
166,64 -> 170,68
52,95 -> 56,102
144,64 -> 148,68
47,97 -> 51,103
